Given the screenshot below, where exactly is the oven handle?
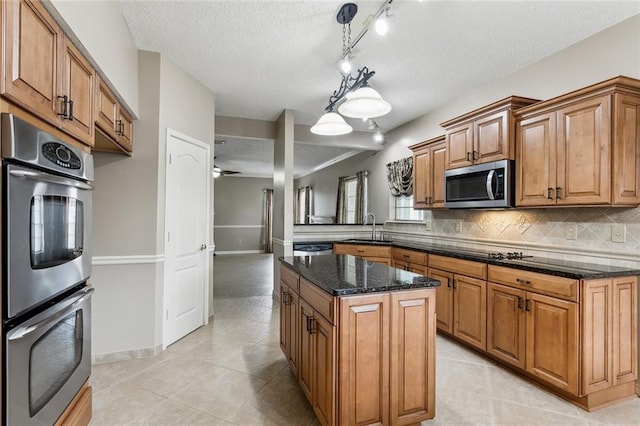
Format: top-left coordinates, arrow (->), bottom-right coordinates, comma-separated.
486,170 -> 496,200
7,287 -> 94,341
9,169 -> 93,191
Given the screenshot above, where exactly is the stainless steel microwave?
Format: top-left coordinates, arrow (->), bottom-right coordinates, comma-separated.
444,159 -> 514,208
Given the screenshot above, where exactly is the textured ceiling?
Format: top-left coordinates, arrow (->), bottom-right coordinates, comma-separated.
119,0 -> 640,177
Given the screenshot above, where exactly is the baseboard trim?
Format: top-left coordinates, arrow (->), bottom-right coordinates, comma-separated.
214,250 -> 264,255
92,345 -> 162,365
92,254 -> 164,266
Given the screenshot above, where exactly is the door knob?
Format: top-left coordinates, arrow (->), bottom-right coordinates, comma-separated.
199,244 -> 207,251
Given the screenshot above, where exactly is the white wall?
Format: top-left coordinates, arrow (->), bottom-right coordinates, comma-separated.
49,0 -> 139,115
214,176 -> 272,253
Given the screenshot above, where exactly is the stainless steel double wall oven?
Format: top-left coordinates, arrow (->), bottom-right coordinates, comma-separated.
2,114 -> 94,425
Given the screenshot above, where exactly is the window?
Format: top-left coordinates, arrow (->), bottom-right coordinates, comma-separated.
344,177 -> 358,224
394,195 -> 424,221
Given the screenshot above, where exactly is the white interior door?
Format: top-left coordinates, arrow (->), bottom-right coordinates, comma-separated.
164,129 -> 210,347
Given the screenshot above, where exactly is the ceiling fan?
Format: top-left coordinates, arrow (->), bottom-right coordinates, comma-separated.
213,156 -> 241,177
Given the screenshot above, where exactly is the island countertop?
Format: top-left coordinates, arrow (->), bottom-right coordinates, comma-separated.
280,254 -> 440,296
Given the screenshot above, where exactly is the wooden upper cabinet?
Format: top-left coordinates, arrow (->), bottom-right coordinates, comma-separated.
515,76 -> 640,207
409,136 -> 446,209
613,93 -> 640,204
1,0 -> 96,147
2,0 -> 61,126
441,96 -> 539,170
60,36 -> 95,145
94,76 -> 133,153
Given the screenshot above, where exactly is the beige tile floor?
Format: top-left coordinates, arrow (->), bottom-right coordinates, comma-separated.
91,253 -> 640,425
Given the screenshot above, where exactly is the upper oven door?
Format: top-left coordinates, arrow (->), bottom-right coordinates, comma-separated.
444,160 -> 513,209
5,163 -> 93,319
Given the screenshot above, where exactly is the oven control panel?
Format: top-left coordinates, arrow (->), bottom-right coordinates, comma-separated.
42,142 -> 81,169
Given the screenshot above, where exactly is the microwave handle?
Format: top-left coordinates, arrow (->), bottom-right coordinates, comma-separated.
7,287 -> 94,341
486,170 -> 496,200
9,169 -> 93,191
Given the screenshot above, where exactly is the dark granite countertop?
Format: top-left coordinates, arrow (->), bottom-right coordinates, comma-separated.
280,254 -> 441,296
335,239 -> 640,279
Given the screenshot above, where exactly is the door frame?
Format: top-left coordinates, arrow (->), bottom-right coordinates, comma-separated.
162,127 -> 211,349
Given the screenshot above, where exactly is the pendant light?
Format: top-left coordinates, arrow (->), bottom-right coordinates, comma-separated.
338,85 -> 391,119
310,111 -> 353,135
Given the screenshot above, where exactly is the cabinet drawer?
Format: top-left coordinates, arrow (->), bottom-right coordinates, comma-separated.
488,265 -> 578,302
392,248 -> 427,265
280,264 -> 300,293
335,244 -> 390,259
300,277 -> 335,325
428,254 -> 487,280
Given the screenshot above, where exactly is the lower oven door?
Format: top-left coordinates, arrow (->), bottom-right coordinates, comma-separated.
5,286 -> 93,426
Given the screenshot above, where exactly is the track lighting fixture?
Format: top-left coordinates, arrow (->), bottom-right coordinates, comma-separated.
311,1 -> 394,136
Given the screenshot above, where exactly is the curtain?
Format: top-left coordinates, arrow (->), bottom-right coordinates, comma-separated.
355,170 -> 368,224
295,186 -> 312,224
336,176 -> 347,224
262,189 -> 273,253
386,157 -> 413,196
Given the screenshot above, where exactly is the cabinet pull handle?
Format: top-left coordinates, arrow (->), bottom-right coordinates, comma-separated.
452,279 -> 457,290
466,152 -> 471,161
547,187 -> 554,200
309,317 -> 316,334
403,254 -> 410,259
516,278 -> 531,285
525,299 -> 531,312
427,196 -> 432,204
306,316 -> 311,332
447,280 -> 451,288
57,95 -> 69,118
116,119 -> 123,136
283,291 -> 289,305
555,187 -> 562,199
68,99 -> 74,121
473,150 -> 479,160
357,249 -> 365,253
517,296 -> 523,310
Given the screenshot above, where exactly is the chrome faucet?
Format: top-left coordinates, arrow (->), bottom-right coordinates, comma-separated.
364,213 -> 376,241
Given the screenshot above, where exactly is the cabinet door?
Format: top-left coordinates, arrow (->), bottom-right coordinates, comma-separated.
581,279 -> 612,395
390,290 -> 436,425
298,299 -> 314,402
612,276 -> 637,386
117,108 -> 134,152
288,290 -> 300,378
95,76 -> 118,138
2,0 -> 61,126
412,147 -> 431,209
487,283 -> 526,369
339,294 -> 389,426
59,35 -> 95,146
474,110 -> 510,164
279,282 -> 290,359
409,264 -> 428,276
312,313 -> 336,426
431,142 -> 447,207
428,268 -> 454,334
516,112 -> 556,206
453,275 -> 487,351
556,95 -> 611,205
525,293 -> 578,395
612,93 -> 640,205
446,123 -> 473,169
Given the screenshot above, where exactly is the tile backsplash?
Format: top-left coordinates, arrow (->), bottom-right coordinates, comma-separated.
384,206 -> 640,268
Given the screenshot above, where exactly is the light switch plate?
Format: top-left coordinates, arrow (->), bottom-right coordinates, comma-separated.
425,221 -> 432,232
612,224 -> 626,243
565,224 -> 577,240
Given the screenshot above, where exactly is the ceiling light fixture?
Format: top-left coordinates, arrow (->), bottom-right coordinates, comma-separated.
311,1 -> 394,136
374,11 -> 389,35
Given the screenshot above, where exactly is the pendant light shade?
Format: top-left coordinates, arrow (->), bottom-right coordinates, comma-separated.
310,112 -> 353,135
338,86 -> 391,119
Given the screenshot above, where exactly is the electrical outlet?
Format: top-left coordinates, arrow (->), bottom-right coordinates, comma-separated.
425,221 -> 432,232
455,221 -> 462,233
565,224 -> 577,240
611,224 -> 626,243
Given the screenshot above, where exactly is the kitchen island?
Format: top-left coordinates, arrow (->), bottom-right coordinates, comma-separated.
279,254 -> 440,426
